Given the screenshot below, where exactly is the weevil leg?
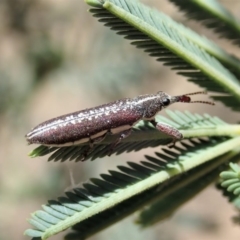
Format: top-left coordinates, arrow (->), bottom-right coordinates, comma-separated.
108,128 -> 132,156
150,120 -> 183,147
80,133 -> 108,161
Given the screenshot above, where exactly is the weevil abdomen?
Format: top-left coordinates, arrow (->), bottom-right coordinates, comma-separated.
26,98 -> 146,146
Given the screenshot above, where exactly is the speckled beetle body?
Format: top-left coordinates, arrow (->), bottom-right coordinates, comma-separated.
26,91 -> 213,153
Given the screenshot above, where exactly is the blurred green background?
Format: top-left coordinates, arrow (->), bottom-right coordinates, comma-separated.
0,0 -> 239,239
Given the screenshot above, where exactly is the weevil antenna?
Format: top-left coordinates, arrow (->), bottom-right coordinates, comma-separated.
173,91 -> 215,105
185,91 -> 207,96
188,100 -> 215,105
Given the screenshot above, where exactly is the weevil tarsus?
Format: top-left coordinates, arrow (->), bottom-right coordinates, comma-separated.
80,132 -> 109,161
107,128 -> 132,156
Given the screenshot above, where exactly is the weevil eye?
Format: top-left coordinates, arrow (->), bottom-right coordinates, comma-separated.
162,98 -> 170,106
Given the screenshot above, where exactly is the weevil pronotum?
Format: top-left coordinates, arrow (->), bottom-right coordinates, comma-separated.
26,91 -> 214,159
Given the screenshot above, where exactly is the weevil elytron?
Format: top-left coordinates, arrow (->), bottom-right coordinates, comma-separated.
26,91 -> 214,156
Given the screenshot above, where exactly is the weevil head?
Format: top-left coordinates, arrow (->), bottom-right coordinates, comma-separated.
156,91 -> 192,107
155,91 -> 172,108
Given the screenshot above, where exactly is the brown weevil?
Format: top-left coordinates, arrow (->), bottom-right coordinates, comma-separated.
26,91 -> 214,159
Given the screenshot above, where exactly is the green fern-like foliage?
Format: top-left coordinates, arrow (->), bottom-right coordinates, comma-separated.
87,0 -> 240,111
168,0 -> 240,46
24,0 -> 240,239
25,138 -> 240,239
216,162 -> 240,225
220,162 -> 240,197
136,155 -> 240,227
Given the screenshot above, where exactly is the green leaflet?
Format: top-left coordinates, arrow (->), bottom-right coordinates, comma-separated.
217,162 -> 240,224
25,138 -> 240,239
220,162 -> 240,196
169,0 -> 240,46
137,152 -> 240,227
86,0 -> 240,111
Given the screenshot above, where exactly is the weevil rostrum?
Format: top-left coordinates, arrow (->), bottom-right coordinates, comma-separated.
26,91 -> 214,158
